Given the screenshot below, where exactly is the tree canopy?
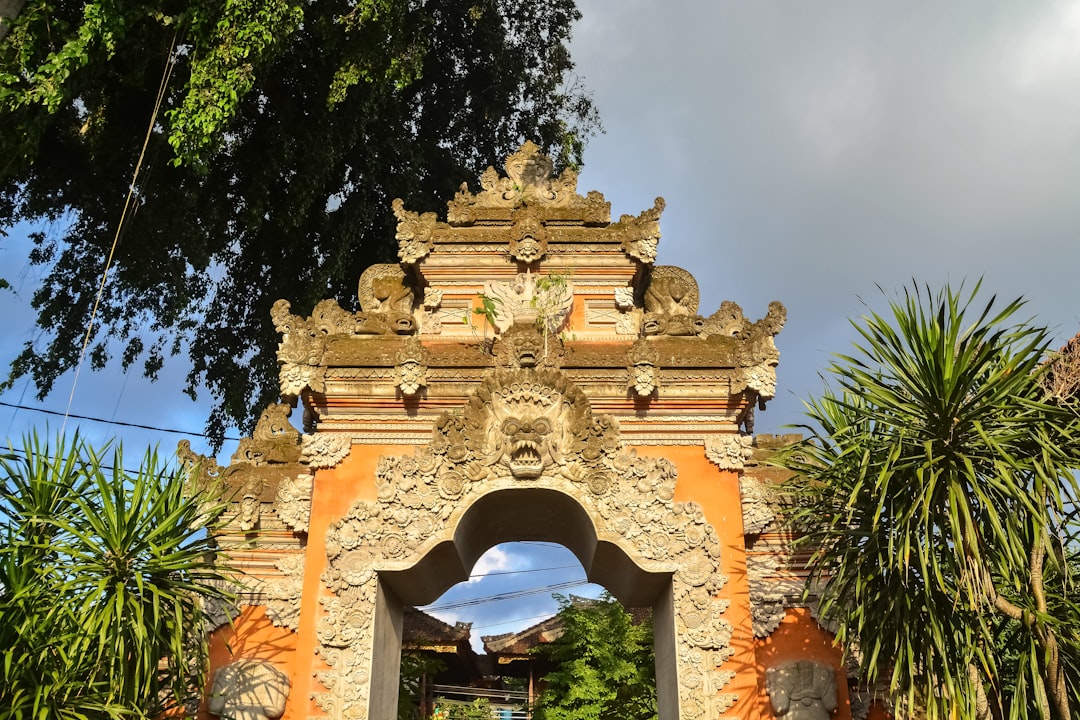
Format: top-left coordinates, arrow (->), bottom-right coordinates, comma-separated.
0,0 -> 598,446
778,283 -> 1080,720
531,594 -> 657,720
0,432 -> 232,718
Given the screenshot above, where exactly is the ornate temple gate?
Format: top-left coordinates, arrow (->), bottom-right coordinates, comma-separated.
193,144 -> 857,720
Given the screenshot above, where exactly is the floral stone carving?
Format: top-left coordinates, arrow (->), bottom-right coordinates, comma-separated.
739,476 -> 776,535
627,337 -> 660,397
209,659 -> 290,720
704,434 -> 753,471
300,433 -> 352,470
313,367 -> 737,719
263,555 -> 305,631
765,660 -> 839,720
275,473 -> 313,532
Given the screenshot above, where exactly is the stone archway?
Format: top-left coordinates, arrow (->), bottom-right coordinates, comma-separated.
373,487 -> 678,718
311,365 -> 736,720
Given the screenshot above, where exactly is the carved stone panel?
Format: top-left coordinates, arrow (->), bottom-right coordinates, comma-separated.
765,660 -> 839,720
209,659 -> 291,720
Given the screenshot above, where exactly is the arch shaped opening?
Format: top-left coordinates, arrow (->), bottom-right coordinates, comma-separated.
369,487 -> 679,719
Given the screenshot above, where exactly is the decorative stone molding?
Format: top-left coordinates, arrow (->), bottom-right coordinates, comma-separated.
482,272 -> 573,334
263,555 -> 305,631
643,266 -> 705,337
393,337 -> 429,396
208,659 -> 290,720
614,197 -> 665,264
274,473 -> 313,532
445,141 -> 611,224
627,337 -> 659,397
765,660 -> 838,720
312,368 -> 736,719
300,433 -> 352,470
392,198 -> 439,264
704,434 -> 753,471
739,476 -> 776,535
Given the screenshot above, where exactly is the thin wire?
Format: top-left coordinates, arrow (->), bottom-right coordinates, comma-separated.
61,32 -> 179,436
421,580 -> 588,613
469,564 -> 578,579
0,400 -> 241,441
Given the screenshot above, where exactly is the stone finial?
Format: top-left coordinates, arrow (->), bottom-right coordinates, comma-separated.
392,198 -> 438,264
616,197 -> 665,264
208,659 -> 290,720
446,142 -> 611,223
765,661 -> 838,720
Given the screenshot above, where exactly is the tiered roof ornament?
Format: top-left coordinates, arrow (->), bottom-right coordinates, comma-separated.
270,141 -> 785,438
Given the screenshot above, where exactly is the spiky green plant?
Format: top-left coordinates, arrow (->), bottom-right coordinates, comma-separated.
777,283 -> 1080,720
0,432 -> 232,719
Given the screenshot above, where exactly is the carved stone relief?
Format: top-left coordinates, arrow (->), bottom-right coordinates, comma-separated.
393,337 -> 429,396
421,288 -> 443,334
765,660 -> 838,720
312,368 -> 737,719
747,555 -> 802,639
643,266 -> 705,337
263,555 -> 305,631
704,434 -> 753,471
482,272 -> 573,334
356,264 -> 416,335
493,321 -> 564,370
209,659 -> 291,720
627,337 -> 660,397
508,205 -> 549,263
275,473 -> 313,532
739,476 -> 776,536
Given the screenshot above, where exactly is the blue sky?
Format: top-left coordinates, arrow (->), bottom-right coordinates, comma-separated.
4,0 -> 1080,649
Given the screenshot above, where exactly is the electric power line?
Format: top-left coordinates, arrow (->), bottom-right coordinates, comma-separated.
421,580 -> 589,613
0,400 -> 241,442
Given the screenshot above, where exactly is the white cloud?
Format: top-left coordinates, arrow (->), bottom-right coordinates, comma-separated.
467,546 -> 514,584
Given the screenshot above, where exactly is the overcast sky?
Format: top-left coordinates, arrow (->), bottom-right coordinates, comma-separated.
3,0 -> 1080,650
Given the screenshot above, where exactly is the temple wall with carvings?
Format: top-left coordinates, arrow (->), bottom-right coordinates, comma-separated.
187,143 -> 889,720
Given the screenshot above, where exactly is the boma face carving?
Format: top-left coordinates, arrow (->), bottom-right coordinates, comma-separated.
498,415 -> 554,478
469,375 -> 575,480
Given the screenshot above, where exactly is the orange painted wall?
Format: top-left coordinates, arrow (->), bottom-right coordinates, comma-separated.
200,605 -> 297,720
635,445 -> 764,719
211,441 -> 857,719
